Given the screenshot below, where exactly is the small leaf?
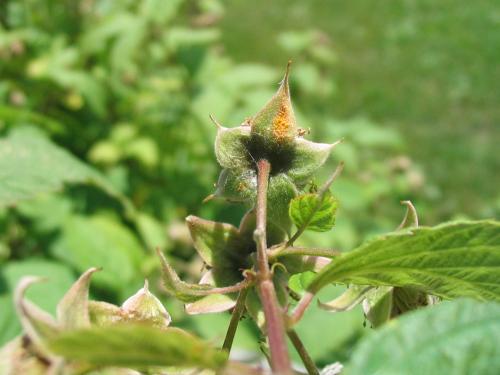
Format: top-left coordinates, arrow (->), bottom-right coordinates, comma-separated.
307,221 -> 500,300
318,286 -> 373,312
57,267 -> 100,329
48,325 -> 228,370
289,192 -> 338,232
121,280 -> 171,328
347,299 -> 500,375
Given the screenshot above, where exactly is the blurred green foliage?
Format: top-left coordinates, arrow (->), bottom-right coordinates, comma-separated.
0,0 -> 497,367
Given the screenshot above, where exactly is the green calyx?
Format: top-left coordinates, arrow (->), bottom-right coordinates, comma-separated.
211,62 -> 339,230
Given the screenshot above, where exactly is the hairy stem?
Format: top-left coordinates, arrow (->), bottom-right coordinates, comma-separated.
269,245 -> 340,261
254,159 -> 291,374
287,329 -> 319,375
288,292 -> 314,327
222,288 -> 249,353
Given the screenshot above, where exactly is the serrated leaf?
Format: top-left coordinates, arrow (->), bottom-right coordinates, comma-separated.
289,192 -> 338,232
307,221 -> 500,301
347,299 -> 500,375
48,325 -> 227,370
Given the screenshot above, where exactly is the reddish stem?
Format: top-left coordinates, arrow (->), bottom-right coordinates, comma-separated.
254,159 -> 291,374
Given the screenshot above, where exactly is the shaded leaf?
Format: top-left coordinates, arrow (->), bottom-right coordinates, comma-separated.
347,299 -> 500,375
362,287 -> 393,328
0,127 -> 128,209
48,325 -> 227,370
51,215 -> 143,291
308,221 -> 500,301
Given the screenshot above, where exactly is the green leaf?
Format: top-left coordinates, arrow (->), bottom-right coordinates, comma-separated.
51,215 -> 143,291
307,221 -> 500,301
0,127 -> 126,208
48,325 -> 227,370
346,299 -> 500,375
289,192 -> 338,232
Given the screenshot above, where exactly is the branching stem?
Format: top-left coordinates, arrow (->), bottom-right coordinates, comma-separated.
269,245 -> 340,261
254,159 -> 292,374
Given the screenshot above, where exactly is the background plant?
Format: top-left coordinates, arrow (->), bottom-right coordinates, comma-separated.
0,0 -> 499,373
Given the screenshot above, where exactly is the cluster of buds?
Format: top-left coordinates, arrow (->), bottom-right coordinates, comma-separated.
0,268 -> 170,374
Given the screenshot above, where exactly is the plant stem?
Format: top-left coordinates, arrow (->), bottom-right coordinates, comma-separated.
269,245 -> 341,261
289,292 -> 314,327
254,159 -> 292,374
287,329 -> 319,375
222,288 -> 249,353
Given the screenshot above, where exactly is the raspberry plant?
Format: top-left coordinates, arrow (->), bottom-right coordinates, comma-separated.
1,63 -> 500,375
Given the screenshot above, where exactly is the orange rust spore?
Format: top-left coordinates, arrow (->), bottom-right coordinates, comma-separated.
272,103 -> 292,141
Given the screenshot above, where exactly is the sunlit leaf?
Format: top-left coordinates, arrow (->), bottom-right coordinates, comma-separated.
347,299 -> 500,375
308,221 -> 500,301
289,192 -> 338,232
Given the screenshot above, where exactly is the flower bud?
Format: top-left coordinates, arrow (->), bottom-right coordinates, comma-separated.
121,280 -> 171,328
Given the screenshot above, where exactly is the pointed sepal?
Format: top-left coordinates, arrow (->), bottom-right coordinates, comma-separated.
288,138 -> 340,186
214,125 -> 251,171
250,62 -> 297,145
318,285 -> 374,312
57,267 -> 100,329
14,277 -> 60,359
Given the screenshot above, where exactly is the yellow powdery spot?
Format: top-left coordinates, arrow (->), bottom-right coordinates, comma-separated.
272,102 -> 294,142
